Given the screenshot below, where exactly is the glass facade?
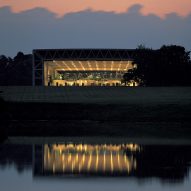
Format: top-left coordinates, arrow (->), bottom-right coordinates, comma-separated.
44,60 -> 137,86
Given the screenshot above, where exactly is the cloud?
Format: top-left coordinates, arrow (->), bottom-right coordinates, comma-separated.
0,5 -> 191,57
0,0 -> 191,18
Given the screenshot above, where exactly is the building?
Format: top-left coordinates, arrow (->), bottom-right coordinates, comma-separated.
33,49 -> 137,86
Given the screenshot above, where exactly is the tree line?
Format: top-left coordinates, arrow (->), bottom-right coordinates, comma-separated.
0,45 -> 191,86
123,45 -> 191,86
0,52 -> 32,85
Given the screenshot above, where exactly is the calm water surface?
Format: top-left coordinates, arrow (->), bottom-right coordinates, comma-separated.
0,141 -> 191,191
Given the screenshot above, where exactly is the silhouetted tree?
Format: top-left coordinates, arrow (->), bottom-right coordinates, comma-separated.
134,45 -> 191,86
158,45 -> 191,86
0,52 -> 32,85
122,68 -> 144,86
122,69 -> 135,85
14,52 -> 25,61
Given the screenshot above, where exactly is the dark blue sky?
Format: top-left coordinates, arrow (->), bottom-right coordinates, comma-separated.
0,4 -> 191,57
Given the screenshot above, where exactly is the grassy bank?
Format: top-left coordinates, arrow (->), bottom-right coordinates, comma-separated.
1,87 -> 191,138
2,101 -> 191,138
4,102 -> 191,122
0,97 -> 7,142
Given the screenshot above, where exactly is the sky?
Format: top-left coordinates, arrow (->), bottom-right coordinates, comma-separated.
0,0 -> 191,57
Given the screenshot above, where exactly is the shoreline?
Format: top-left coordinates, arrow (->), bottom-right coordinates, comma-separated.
1,87 -> 191,139
6,136 -> 191,145
2,102 -> 191,138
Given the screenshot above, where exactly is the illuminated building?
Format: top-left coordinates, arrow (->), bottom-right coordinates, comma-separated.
32,49 -> 138,86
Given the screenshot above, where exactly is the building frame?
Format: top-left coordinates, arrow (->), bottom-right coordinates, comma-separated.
33,49 -> 136,86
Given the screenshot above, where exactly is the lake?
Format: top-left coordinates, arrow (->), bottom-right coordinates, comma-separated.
0,139 -> 191,191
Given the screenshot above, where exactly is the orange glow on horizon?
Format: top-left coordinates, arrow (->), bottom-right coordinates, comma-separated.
1,0 -> 191,18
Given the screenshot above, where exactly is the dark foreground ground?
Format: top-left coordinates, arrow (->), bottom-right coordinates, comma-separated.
1,87 -> 191,140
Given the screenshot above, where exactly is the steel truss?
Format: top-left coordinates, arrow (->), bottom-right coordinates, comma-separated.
33,49 -> 136,86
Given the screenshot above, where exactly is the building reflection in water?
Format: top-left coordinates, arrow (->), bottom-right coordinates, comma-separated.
1,143 -> 191,182
42,143 -> 140,175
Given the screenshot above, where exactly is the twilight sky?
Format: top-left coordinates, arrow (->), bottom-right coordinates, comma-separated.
0,0 -> 191,57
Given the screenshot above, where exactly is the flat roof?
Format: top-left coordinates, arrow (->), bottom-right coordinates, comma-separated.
33,48 -> 136,61
33,48 -> 135,51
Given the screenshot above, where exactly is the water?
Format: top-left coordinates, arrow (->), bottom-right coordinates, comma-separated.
0,141 -> 191,191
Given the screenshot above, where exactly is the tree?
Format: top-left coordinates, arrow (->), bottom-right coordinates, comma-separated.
133,45 -> 191,86
14,52 -> 25,61
158,45 -> 191,86
122,68 -> 144,86
0,52 -> 32,85
122,69 -> 135,85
